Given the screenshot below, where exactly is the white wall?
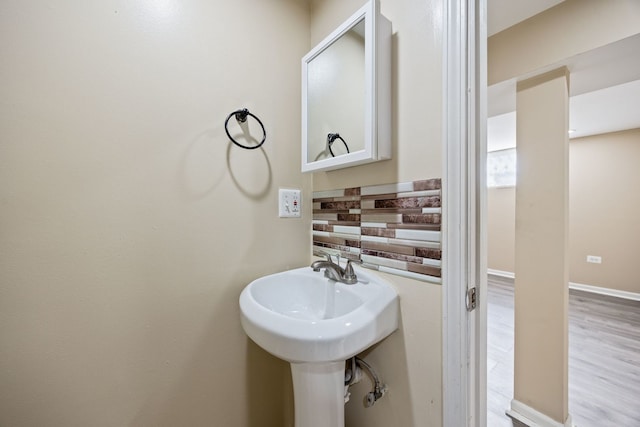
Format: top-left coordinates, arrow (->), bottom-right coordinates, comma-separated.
0,1 -> 311,426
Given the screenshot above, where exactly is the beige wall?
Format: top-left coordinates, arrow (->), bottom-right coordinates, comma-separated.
488,128 -> 640,294
513,69 -> 570,423
488,0 -> 640,85
0,1 -> 311,426
488,0 -> 640,295
569,129 -> 640,293
487,5 -> 640,417
310,0 -> 444,426
0,0 -> 448,425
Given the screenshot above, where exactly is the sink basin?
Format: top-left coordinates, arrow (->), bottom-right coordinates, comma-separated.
239,265 -> 399,363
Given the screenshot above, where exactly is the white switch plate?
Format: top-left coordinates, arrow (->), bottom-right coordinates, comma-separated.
279,188 -> 301,218
586,255 -> 602,264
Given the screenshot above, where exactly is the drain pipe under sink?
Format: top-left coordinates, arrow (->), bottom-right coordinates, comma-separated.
344,356 -> 388,407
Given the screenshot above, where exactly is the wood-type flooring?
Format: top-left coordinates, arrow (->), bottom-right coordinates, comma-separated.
487,275 -> 640,427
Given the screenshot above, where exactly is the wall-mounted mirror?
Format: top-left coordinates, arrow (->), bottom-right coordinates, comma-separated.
302,0 -> 391,173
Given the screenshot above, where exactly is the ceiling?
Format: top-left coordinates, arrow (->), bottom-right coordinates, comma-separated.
487,0 -> 565,37
487,0 -> 640,151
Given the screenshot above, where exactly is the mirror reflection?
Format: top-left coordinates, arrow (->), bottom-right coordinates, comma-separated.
306,19 -> 366,163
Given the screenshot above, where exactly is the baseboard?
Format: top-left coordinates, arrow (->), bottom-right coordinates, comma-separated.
569,281 -> 640,302
487,268 -> 515,279
507,399 -> 574,427
487,269 -> 640,302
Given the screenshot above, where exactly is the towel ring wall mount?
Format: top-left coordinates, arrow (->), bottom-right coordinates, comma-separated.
224,108 -> 266,150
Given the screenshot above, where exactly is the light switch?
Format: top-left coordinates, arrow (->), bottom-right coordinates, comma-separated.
279,188 -> 301,218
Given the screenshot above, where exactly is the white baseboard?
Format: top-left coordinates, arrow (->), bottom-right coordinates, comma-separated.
507,399 -> 574,427
569,281 -> 640,301
487,268 -> 515,279
487,269 -> 640,302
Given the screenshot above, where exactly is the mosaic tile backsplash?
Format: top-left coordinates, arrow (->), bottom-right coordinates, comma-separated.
312,178 -> 442,284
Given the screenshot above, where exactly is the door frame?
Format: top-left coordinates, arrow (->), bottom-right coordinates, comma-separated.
442,0 -> 487,425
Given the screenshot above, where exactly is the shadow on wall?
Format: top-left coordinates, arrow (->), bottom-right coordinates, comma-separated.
179,125 -> 272,202
226,142 -> 272,201
344,314 -> 416,426
128,282 -> 291,426
246,341 -> 294,427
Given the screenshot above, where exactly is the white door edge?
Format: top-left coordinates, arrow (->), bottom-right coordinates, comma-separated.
442,0 -> 487,426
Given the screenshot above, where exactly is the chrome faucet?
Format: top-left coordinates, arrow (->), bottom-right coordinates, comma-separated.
310,252 -> 359,284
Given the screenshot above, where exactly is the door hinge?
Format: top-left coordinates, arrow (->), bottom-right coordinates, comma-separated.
466,287 -> 477,312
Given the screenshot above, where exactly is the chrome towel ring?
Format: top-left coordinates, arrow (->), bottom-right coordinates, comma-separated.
224,108 -> 266,150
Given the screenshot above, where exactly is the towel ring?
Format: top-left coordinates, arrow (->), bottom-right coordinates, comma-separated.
224,108 -> 266,150
327,133 -> 350,157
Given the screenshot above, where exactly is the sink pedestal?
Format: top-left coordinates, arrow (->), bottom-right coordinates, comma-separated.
290,361 -> 345,427
240,266 -> 399,426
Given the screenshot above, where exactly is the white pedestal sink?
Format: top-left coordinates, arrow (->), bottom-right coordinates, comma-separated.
239,265 -> 399,427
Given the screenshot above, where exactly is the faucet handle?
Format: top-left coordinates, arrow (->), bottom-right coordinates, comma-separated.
343,259 -> 362,284
316,250 -> 339,265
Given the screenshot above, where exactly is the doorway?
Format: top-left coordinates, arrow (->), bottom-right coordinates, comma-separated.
485,9 -> 640,425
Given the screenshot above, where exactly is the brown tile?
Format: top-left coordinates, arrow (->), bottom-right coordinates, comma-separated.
402,213 -> 442,224
361,228 -> 396,238
313,213 -> 338,221
413,178 -> 441,191
312,197 -> 341,203
362,208 -> 424,215
336,214 -> 361,222
313,237 -> 360,249
345,239 -> 361,248
416,248 -> 442,260
388,223 -> 441,231
361,241 -> 416,256
313,235 -> 348,246
361,193 -> 399,201
311,178 -> 443,281
320,201 -> 360,210
407,263 -> 442,277
344,187 -> 361,196
362,249 -> 423,264
313,224 -> 334,232
374,196 -> 441,209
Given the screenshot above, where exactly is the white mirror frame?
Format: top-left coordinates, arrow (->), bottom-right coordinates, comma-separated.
301,0 -> 391,173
